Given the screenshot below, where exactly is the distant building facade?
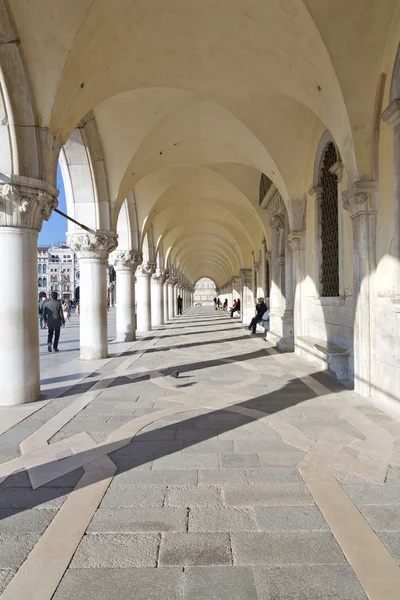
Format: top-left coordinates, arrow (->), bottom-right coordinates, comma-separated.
193,277 -> 217,306
37,244 -> 79,301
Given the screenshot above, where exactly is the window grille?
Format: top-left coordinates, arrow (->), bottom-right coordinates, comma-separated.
320,142 -> 339,297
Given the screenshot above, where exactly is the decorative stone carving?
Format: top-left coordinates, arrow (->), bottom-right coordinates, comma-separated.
0,178 -> 58,230
260,184 -> 286,216
269,214 -> 285,231
67,231 -> 118,260
288,231 -> 305,251
166,274 -> 178,285
382,98 -> 400,131
152,268 -> 168,285
136,261 -> 157,277
266,250 -> 272,263
308,186 -> 323,200
109,250 -> 142,272
342,181 -> 378,219
330,161 -> 344,182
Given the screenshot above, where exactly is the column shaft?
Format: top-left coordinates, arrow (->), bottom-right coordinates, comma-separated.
151,272 -> 166,326
80,257 -> 108,358
240,268 -> 254,324
136,273 -> 152,331
168,282 -> 175,320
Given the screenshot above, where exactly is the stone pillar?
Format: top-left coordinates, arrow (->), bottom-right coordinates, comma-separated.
240,268 -> 254,324
163,276 -> 170,323
268,216 -> 285,344
281,221 -> 294,351
232,277 -> 240,301
343,182 -> 378,397
288,231 -> 306,348
174,282 -> 180,316
68,231 -> 118,359
167,276 -> 176,320
151,269 -> 167,327
382,101 -> 400,295
109,250 -> 142,342
136,261 -> 156,331
0,179 -> 58,405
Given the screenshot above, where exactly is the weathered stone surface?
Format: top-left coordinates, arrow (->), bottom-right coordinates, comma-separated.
165,485 -> 223,508
88,508 -> 187,533
184,566 -> 258,599
53,568 -> 184,600
159,533 -> 232,566
224,483 -> 313,506
101,485 -> 166,508
70,533 -> 160,568
0,487 -> 71,510
189,507 -> 257,532
254,506 -> 329,531
182,440 -> 234,453
220,453 -> 261,469
232,532 -> 346,565
246,468 -> 303,484
153,453 -> 219,470
0,569 -> 16,594
198,469 -> 247,485
0,508 -> 57,533
254,566 -> 368,599
0,535 -> 40,568
258,452 -> 305,467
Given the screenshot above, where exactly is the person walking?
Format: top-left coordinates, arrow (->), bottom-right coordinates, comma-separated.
38,294 -> 47,329
223,298 -> 228,311
43,291 -> 65,352
213,297 -> 218,310
177,295 -> 183,315
248,297 -> 268,334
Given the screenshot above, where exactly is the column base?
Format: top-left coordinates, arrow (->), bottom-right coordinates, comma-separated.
80,347 -> 108,361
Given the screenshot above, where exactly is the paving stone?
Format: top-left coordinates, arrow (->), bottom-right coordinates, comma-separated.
70,533 -> 160,568
136,429 -> 177,441
234,440 -> 302,454
0,487 -> 71,510
184,566 -> 258,599
0,446 -> 20,462
159,532 -> 232,566
111,440 -> 184,458
0,569 -> 16,594
342,482 -> 400,505
218,424 -> 280,441
254,505 -> 329,531
224,483 -> 313,507
232,532 -> 346,565
254,565 -> 368,599
0,508 -> 57,534
358,504 -> 400,531
153,453 -> 219,470
53,567 -> 184,600
0,534 -> 40,568
259,452 -> 305,467
165,485 -> 223,507
101,485 -> 166,508
246,468 -> 303,484
220,453 -> 260,469
182,440 -> 234,453
199,469 -> 247,485
88,508 -> 186,533
1,467 -> 84,488
379,532 -> 400,561
189,507 -> 257,532
175,430 -> 219,442
109,456 -> 154,478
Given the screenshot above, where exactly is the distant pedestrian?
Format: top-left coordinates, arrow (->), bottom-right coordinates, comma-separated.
213,297 -> 218,310
38,294 -> 47,329
43,291 -> 65,352
217,298 -> 221,310
62,300 -> 71,322
230,298 -> 241,318
248,297 -> 268,335
223,299 -> 228,311
177,295 -> 183,315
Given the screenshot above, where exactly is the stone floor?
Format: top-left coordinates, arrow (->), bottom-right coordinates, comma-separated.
1,307 -> 400,599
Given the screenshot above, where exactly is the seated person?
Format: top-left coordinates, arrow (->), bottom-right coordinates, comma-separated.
248,297 -> 268,334
230,299 -> 241,318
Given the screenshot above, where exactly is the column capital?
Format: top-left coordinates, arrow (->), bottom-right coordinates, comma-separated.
287,231 -> 306,251
167,274 -> 178,285
342,181 -> 378,219
0,177 -> 58,230
266,250 -> 272,262
109,250 -> 142,272
269,214 -> 285,232
330,161 -> 344,182
382,98 -> 400,131
67,231 -> 118,260
152,268 -> 168,285
239,268 -> 252,278
308,185 -> 323,200
137,260 -> 157,277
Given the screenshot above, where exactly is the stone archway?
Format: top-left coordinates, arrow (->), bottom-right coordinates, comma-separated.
193,278 -> 217,306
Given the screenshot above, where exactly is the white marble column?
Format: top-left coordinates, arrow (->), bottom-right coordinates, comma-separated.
281,221 -> 294,351
151,269 -> 167,326
343,182 -> 378,397
167,276 -> 176,320
268,216 -> 285,344
68,231 -> 118,359
288,231 -> 306,347
240,268 -> 254,324
109,250 -> 142,342
383,101 -> 400,295
0,180 -> 58,405
136,261 -> 156,331
163,275 -> 170,322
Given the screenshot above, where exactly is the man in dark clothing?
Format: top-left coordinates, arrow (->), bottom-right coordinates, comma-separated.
43,291 -> 65,352
177,295 -> 183,315
248,297 -> 268,334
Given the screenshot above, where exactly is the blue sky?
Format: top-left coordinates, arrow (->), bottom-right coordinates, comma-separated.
38,164 -> 68,246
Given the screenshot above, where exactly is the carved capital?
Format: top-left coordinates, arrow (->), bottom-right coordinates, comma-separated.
67,231 -> 118,260
342,181 -> 378,218
288,231 -> 305,252
136,261 -> 157,277
109,250 -> 142,272
166,274 -> 178,285
269,214 -> 285,232
329,161 -> 344,182
260,184 -> 287,217
0,177 -> 58,230
308,186 -> 323,200
266,250 -> 272,262
152,268 -> 168,285
382,99 -> 400,131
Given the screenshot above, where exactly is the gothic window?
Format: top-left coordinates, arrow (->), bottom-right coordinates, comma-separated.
43,264 -> 47,274
43,278 -> 47,287
320,142 -> 339,297
38,278 -> 43,287
38,264 -> 42,274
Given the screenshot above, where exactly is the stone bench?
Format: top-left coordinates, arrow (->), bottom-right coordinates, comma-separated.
296,336 -> 349,380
